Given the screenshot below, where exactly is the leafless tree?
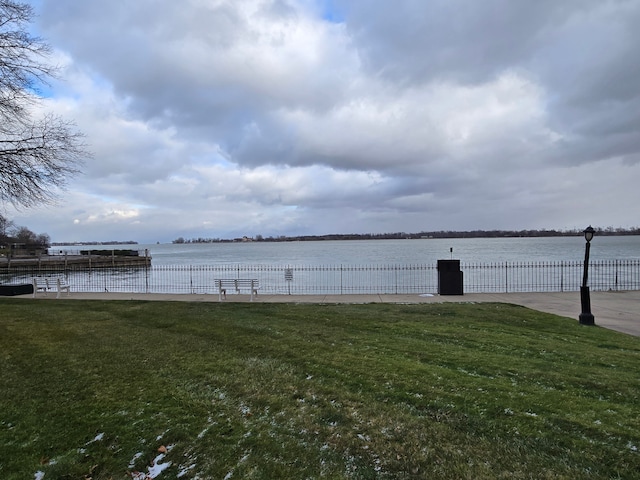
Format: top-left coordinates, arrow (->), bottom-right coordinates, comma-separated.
0,212 -> 14,241
1,0 -> 86,208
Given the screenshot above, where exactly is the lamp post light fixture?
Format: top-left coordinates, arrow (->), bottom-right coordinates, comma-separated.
579,226 -> 596,325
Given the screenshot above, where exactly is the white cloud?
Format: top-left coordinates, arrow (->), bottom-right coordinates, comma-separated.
6,0 -> 639,242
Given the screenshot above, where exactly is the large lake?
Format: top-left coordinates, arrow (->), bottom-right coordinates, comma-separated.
46,236 -> 640,294
58,235 -> 640,266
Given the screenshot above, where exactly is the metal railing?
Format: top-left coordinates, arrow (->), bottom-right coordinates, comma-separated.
462,260 -> 640,293
2,260 -> 640,295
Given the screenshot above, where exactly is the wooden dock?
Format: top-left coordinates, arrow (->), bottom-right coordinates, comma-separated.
0,250 -> 151,273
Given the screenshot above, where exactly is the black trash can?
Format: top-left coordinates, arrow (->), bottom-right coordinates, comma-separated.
437,260 -> 463,295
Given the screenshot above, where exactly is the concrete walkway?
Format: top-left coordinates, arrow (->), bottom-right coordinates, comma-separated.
16,289 -> 640,337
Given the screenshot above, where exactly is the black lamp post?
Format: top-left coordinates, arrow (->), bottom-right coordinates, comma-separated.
579,226 -> 595,325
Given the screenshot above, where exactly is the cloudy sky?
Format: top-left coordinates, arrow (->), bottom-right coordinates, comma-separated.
7,0 -> 640,243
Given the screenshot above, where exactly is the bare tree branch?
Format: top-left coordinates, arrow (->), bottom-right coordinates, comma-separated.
0,0 -> 87,208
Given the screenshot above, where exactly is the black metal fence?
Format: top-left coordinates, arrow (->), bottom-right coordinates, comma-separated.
3,260 -> 640,295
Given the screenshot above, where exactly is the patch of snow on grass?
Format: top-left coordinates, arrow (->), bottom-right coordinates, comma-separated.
85,432 -> 105,445
131,454 -> 172,480
34,471 -> 45,480
128,451 -> 144,469
131,445 -> 175,479
147,453 -> 172,479
177,461 -> 197,478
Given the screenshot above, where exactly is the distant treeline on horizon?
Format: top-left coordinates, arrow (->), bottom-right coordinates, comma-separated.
51,240 -> 138,246
172,227 -> 640,244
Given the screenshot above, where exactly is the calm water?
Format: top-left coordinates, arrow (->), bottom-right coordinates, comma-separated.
43,236 -> 640,294
58,235 -> 640,266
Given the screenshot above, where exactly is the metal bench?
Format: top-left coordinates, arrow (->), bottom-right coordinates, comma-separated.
55,277 -> 71,298
215,279 -> 260,302
32,277 -> 70,298
33,277 -> 49,297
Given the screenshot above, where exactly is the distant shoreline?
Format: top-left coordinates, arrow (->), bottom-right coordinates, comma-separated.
50,241 -> 138,247
48,229 -> 640,246
171,228 -> 640,244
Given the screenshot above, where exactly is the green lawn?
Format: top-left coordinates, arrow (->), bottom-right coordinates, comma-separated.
0,299 -> 638,479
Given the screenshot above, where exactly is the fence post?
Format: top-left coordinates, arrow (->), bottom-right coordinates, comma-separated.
395,265 -> 398,295
285,267 -> 293,295
505,262 -> 508,293
145,250 -> 150,293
